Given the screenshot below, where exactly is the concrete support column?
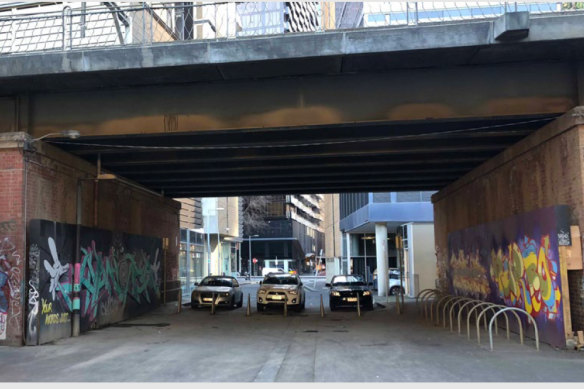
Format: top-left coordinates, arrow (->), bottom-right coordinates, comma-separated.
375,223 -> 389,297
345,232 -> 351,275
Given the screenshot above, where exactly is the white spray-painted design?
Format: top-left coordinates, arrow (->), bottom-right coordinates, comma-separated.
43,237 -> 70,301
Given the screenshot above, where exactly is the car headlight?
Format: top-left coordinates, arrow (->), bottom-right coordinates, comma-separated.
331,291 -> 340,296
288,290 -> 298,295
221,292 -> 230,297
363,291 -> 371,296
258,289 -> 267,294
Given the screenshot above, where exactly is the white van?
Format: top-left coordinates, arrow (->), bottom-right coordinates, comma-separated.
261,267 -> 285,276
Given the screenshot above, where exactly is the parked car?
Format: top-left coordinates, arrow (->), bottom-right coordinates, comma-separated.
372,269 -> 405,295
191,275 -> 243,309
257,273 -> 305,312
261,267 -> 285,276
326,274 -> 373,311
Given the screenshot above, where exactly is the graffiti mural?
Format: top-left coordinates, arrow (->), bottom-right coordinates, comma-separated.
25,244 -> 40,345
28,219 -> 162,344
0,236 -> 22,341
447,206 -> 570,348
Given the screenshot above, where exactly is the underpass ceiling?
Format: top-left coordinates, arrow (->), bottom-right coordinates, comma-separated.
49,113 -> 559,197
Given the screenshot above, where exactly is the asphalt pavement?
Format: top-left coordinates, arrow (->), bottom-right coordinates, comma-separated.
1,278 -> 583,382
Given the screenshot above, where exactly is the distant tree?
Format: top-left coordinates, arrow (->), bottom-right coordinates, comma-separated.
241,196 -> 271,235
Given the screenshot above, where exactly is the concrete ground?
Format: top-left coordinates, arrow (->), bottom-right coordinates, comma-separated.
1,280 -> 584,382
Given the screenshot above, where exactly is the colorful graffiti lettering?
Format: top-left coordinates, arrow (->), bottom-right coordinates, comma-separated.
80,241 -> 160,323
490,235 -> 561,319
447,205 -> 569,348
29,219 -> 162,344
450,249 -> 491,299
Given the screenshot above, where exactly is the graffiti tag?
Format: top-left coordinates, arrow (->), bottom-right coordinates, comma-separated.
0,220 -> 16,234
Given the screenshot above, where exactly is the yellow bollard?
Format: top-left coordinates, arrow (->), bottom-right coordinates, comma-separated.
246,294 -> 251,317
320,294 -> 325,318
357,293 -> 361,317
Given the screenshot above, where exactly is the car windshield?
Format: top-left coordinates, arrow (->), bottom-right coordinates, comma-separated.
332,275 -> 365,286
200,277 -> 233,287
263,276 -> 298,285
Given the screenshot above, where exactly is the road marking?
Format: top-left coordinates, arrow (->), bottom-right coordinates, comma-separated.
253,343 -> 290,382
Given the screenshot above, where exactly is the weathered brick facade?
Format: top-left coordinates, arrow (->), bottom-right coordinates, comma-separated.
0,134 -> 180,346
433,108 -> 584,332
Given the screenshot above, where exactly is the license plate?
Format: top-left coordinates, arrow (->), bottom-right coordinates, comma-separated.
270,295 -> 283,300
203,298 -> 213,302
347,297 -> 358,302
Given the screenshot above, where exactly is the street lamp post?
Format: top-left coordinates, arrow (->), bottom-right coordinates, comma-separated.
248,234 -> 259,277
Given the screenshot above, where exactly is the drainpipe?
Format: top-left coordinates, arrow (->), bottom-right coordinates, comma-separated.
94,154 -> 100,227
72,180 -> 82,337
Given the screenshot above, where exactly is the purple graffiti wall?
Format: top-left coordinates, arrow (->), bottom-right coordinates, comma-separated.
447,205 -> 570,348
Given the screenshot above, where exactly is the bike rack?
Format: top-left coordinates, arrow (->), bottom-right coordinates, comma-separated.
475,304 -> 523,345
489,307 -> 538,351
445,296 -> 473,330
417,291 -> 539,352
457,300 -> 483,334
435,295 -> 461,327
421,290 -> 442,322
416,289 -> 441,313
466,302 -> 497,340
475,303 -> 505,343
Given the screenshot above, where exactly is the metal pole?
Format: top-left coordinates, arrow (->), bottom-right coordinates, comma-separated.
246,294 -> 251,316
72,180 -> 82,337
163,238 -> 167,304
211,293 -> 216,315
363,234 -> 367,283
398,235 -> 405,309
320,294 -> 325,317
248,235 -> 252,277
217,212 -> 221,274
207,214 -> 211,276
283,297 -> 288,317
357,293 -> 361,317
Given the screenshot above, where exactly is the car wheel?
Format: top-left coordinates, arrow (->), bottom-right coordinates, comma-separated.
390,286 -> 402,296
237,296 -> 243,308
365,300 -> 374,311
257,303 -> 265,312
329,302 -> 337,311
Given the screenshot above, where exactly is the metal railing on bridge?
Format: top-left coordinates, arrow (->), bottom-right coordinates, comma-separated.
0,2 -> 582,55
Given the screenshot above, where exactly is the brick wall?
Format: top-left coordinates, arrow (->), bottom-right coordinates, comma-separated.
432,109 -> 584,331
0,148 -> 25,345
0,137 -> 180,346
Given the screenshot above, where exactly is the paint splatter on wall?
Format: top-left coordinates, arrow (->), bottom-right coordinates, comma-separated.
27,219 -> 162,344
447,206 -> 570,348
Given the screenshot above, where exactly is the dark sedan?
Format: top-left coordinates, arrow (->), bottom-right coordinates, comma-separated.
326,275 -> 373,311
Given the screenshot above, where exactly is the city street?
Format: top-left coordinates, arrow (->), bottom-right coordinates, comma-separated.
1,278 -> 583,382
